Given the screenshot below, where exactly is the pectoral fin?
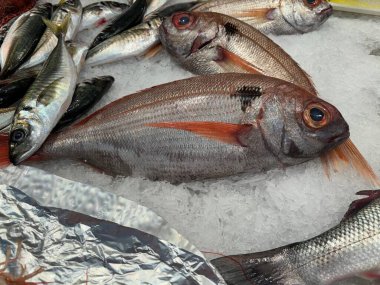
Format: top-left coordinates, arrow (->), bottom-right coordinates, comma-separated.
146,121 -> 252,147
216,47 -> 264,74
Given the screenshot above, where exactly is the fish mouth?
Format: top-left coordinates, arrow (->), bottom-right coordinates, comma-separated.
189,35 -> 216,56
319,5 -> 333,17
328,130 -> 350,146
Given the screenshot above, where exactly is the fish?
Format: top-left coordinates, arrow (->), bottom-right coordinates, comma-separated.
0,3 -> 52,79
54,76 -> 114,131
20,0 -> 83,70
90,0 -> 148,49
192,0 -> 333,35
211,189 -> 380,285
159,11 -> 317,95
86,17 -> 162,66
0,0 -> 37,28
1,74 -> 349,182
0,76 -> 115,133
79,1 -> 131,32
160,11 -> 380,186
66,41 -> 89,74
0,76 -> 36,108
9,16 -> 77,165
144,1 -> 201,20
0,16 -> 18,48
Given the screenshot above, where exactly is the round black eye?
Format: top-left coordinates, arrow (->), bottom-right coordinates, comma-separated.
11,129 -> 26,143
307,0 -> 316,4
178,16 -> 190,25
310,108 -> 324,121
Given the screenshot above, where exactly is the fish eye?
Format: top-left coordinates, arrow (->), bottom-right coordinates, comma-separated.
172,13 -> 194,30
303,0 -> 321,8
11,129 -> 27,144
303,103 -> 330,129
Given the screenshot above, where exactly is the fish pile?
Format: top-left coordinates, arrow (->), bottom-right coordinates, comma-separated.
0,0 -> 378,284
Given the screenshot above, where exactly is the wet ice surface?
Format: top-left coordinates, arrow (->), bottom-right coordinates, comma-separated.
3,2 -> 380,284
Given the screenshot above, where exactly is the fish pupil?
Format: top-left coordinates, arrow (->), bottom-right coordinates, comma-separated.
307,0 -> 316,4
179,16 -> 190,25
11,129 -> 26,143
310,108 -> 324,121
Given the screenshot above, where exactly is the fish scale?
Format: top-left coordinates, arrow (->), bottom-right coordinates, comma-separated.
33,73 -> 349,182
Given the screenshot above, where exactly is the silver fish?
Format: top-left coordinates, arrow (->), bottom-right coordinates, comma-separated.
212,190 -> 380,285
79,1 -> 131,31
86,17 -> 162,66
9,17 -> 78,164
0,107 -> 14,132
20,73 -> 350,182
0,3 -> 52,78
20,0 -> 83,70
192,0 -> 333,35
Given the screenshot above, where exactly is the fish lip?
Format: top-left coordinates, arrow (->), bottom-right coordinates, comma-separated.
328,130 -> 350,145
319,5 -> 333,17
188,33 -> 217,57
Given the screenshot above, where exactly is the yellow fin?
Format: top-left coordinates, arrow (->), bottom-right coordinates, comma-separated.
42,14 -> 71,37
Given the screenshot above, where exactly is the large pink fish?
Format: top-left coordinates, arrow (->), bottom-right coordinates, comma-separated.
0,74 -> 349,182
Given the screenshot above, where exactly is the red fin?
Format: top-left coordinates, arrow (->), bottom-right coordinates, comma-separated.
231,8 -> 276,21
360,270 -> 380,280
0,133 -> 10,167
146,121 -> 252,146
217,47 -> 263,74
142,43 -> 162,59
343,190 -> 380,220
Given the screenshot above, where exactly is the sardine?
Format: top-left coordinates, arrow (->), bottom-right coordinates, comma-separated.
90,0 -> 148,49
0,76 -> 36,108
86,17 -> 162,66
79,1 -> 131,32
0,3 -> 52,79
2,74 -> 349,182
20,0 -> 83,70
192,0 -> 333,35
212,190 -> 380,285
54,76 -> 114,131
159,11 -> 317,95
9,17 -> 77,164
0,16 -> 18,48
1,76 -> 114,133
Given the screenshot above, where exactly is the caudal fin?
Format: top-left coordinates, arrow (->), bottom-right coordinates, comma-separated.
211,245 -> 300,285
42,14 -> 70,37
0,133 -> 11,167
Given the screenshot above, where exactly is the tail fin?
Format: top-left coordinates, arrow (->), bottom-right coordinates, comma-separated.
42,14 -> 70,37
211,246 -> 299,285
0,133 -> 11,167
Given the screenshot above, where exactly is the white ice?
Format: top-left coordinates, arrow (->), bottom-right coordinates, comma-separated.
2,1 -> 380,283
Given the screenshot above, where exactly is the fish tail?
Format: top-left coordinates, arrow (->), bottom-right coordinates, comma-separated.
0,133 -> 11,167
211,245 -> 299,285
42,14 -> 71,37
321,139 -> 380,187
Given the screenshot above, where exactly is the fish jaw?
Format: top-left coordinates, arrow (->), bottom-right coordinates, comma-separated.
280,0 -> 333,34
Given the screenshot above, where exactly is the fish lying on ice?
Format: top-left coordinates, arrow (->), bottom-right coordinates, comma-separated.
20,0 -> 83,70
9,16 -> 78,164
79,1 -> 131,32
212,190 -> 380,285
0,3 -> 52,78
192,0 -> 333,35
1,74 -> 349,182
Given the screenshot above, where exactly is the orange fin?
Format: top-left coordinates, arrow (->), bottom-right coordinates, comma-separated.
343,190 -> 380,220
216,47 -> 263,74
143,43 -> 162,59
231,8 -> 276,21
321,139 -> 380,187
0,133 -> 10,167
146,121 -> 252,146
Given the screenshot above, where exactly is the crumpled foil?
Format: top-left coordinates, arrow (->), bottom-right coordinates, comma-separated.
0,167 -> 225,285
0,185 -> 226,284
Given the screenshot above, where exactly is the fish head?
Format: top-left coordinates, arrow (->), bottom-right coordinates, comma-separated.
280,0 -> 333,33
259,83 -> 349,161
9,110 -> 47,165
160,12 -> 222,60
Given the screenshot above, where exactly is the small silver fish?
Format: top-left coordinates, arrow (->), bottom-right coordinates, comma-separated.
79,1 -> 131,32
20,0 -> 83,70
192,0 -> 333,35
9,17 -> 77,164
0,108 -> 14,132
212,190 -> 380,285
86,17 -> 162,66
0,3 -> 52,78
